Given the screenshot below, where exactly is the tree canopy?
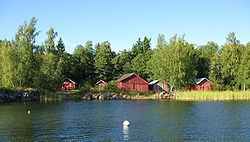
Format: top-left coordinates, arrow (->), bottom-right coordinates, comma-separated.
0,18 -> 249,91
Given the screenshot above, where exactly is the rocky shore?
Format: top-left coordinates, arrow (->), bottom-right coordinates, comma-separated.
81,93 -> 124,100
0,88 -> 174,103
0,88 -> 40,103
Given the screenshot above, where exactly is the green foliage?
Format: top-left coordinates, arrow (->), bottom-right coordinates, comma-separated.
15,17 -> 39,88
71,41 -> 95,84
94,41 -> 115,81
148,34 -> 197,91
196,41 -> 218,78
79,83 -> 93,94
103,81 -> 119,93
220,32 -> 242,89
237,42 -> 250,90
45,27 -> 57,54
0,40 -> 17,88
125,36 -> 152,80
209,52 -> 223,90
112,50 -> 133,79
1,17 -> 250,92
57,37 -> 65,57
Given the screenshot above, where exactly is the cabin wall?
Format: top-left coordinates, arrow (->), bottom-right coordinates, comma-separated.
61,81 -> 75,90
118,75 -> 148,92
193,80 -> 211,91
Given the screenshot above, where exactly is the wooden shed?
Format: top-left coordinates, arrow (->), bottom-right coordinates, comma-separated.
61,78 -> 76,91
117,73 -> 148,92
95,80 -> 107,88
149,80 -> 169,93
193,78 -> 211,91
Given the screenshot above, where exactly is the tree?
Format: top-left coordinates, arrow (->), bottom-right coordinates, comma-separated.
56,37 -> 65,57
0,40 -> 18,88
71,41 -> 95,84
220,32 -> 242,90
131,36 -> 151,57
209,52 -> 223,90
112,49 -> 134,78
147,34 -> 167,81
44,27 -> 57,54
237,42 -> 250,90
196,41 -> 218,78
125,36 -> 152,80
35,27 -> 64,91
15,17 -> 39,88
94,41 -> 115,81
148,34 -> 197,91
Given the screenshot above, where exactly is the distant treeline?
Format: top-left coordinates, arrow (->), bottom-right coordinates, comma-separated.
0,17 -> 249,91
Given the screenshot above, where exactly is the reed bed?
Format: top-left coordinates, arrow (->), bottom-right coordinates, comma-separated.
175,91 -> 250,101
125,93 -> 158,100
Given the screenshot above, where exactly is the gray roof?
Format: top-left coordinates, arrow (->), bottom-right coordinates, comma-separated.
194,78 -> 209,84
64,78 -> 76,84
148,80 -> 159,85
117,73 -> 135,82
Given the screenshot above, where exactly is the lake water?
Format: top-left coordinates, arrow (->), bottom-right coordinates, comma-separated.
1,100 -> 250,141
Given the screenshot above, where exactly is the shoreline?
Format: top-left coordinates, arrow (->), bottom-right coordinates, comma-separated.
1,88 -> 250,103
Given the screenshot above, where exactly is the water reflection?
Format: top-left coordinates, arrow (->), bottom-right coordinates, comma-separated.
123,125 -> 129,141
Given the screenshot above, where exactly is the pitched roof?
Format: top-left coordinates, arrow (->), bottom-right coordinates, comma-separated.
148,80 -> 159,85
194,78 -> 210,84
95,80 -> 106,85
117,73 -> 135,82
64,78 -> 76,84
116,73 -> 148,84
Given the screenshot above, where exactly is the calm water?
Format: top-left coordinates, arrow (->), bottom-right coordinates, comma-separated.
1,100 -> 250,141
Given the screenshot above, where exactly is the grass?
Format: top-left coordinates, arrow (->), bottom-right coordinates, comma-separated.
124,93 -> 158,99
58,89 -> 80,95
175,91 -> 250,101
40,90 -> 81,102
122,91 -> 157,99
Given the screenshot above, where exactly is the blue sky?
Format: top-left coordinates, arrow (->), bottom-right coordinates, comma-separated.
0,0 -> 250,53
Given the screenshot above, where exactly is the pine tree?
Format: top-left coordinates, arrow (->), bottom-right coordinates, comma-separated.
56,37 -> 65,57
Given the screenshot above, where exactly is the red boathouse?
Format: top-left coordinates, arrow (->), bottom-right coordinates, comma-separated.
117,73 -> 148,92
193,78 -> 211,91
61,78 -> 76,91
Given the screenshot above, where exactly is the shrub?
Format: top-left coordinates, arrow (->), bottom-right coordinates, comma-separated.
103,81 -> 119,93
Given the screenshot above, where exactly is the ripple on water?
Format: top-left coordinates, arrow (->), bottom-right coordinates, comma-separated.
1,101 -> 250,141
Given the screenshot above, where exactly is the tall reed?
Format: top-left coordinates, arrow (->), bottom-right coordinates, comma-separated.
175,91 -> 250,101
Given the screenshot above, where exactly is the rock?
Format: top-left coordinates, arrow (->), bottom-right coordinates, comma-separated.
0,89 -> 40,103
83,93 -> 92,100
93,94 -> 100,100
112,94 -> 120,100
98,94 -> 106,100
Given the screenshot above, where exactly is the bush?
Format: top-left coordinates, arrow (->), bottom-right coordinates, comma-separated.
103,81 -> 119,93
79,83 -> 93,94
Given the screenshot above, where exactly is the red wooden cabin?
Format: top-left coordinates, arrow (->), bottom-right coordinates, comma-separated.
95,80 -> 107,89
149,80 -> 168,93
61,78 -> 76,91
193,78 -> 211,91
117,73 -> 148,92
